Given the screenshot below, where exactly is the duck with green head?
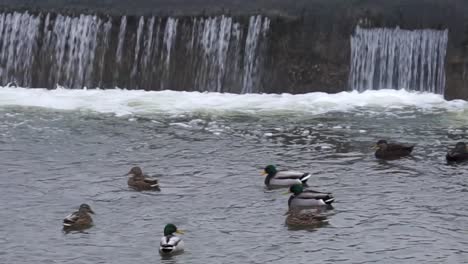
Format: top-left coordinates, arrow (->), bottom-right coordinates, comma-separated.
262,165 -> 311,189
159,224 -> 185,256
287,184 -> 334,209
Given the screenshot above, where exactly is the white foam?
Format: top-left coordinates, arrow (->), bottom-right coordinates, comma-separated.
0,87 -> 466,116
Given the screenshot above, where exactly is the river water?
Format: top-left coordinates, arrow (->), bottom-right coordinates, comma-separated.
0,88 -> 467,263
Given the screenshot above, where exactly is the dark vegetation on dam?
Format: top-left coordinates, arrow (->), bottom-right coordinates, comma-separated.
1,0 -> 467,99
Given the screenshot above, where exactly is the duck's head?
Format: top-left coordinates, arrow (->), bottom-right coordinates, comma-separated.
289,184 -> 304,195
374,140 -> 388,150
263,165 -> 277,176
164,223 -> 184,236
455,142 -> 467,151
126,166 -> 143,177
79,203 -> 94,214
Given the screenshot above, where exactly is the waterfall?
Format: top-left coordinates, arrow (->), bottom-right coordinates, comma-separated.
0,11 -> 271,93
349,26 -> 448,94
242,15 -> 270,94
115,16 -> 127,65
0,12 -> 41,87
160,17 -> 178,90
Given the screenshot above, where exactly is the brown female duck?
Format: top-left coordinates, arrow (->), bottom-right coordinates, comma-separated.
446,142 -> 468,163
285,208 -> 328,227
126,166 -> 160,191
63,203 -> 94,230
374,139 -> 414,160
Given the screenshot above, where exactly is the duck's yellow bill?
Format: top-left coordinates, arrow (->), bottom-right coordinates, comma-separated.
370,144 -> 379,150
175,230 -> 185,234
282,191 -> 291,195
261,171 -> 267,176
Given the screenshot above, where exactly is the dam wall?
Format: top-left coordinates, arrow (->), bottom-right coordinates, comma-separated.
1,0 -> 467,99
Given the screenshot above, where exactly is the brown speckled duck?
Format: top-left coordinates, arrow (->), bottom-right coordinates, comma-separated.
374,140 -> 414,160
126,166 -> 160,191
285,208 -> 328,227
63,204 -> 94,230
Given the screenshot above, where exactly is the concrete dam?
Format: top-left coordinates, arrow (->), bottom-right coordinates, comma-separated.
0,0 -> 467,99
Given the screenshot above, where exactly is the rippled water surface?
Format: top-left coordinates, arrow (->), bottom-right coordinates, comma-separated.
0,88 -> 467,263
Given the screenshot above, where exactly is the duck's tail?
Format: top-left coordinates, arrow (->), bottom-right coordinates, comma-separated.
63,214 -> 75,227
313,193 -> 335,205
446,152 -> 455,161
323,196 -> 335,205
160,245 -> 174,254
300,173 -> 311,184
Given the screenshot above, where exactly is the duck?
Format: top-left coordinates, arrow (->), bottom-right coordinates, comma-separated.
446,142 -> 468,163
159,223 -> 185,256
262,165 -> 311,189
63,203 -> 94,230
287,184 -> 334,209
126,166 -> 160,191
285,208 -> 328,227
374,139 -> 414,160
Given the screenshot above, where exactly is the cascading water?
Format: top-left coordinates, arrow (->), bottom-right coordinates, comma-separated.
0,12 -> 41,87
242,16 -> 270,94
0,11 -> 270,93
349,26 -> 448,94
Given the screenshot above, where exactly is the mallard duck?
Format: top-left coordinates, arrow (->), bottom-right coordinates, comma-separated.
285,208 -> 328,227
159,224 -> 185,256
287,184 -> 334,209
374,140 -> 414,160
126,166 -> 160,191
63,204 -> 94,230
446,142 -> 468,163
262,165 -> 311,189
